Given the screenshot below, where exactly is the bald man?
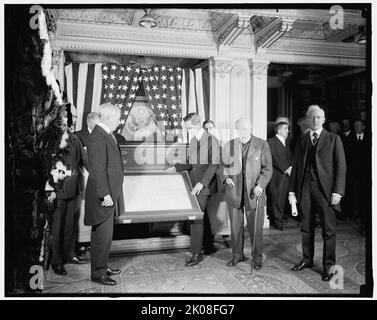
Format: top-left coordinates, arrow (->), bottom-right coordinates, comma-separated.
289,105 -> 346,282
222,118 -> 272,270
85,103 -> 123,286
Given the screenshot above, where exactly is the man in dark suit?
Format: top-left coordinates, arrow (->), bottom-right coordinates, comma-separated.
222,118 -> 272,270
267,121 -> 292,230
170,113 -> 220,266
349,120 -> 371,227
289,105 -> 346,281
75,112 -> 99,147
85,103 -> 124,286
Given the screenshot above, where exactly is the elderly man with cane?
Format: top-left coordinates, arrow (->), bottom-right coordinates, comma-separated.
222,118 -> 272,271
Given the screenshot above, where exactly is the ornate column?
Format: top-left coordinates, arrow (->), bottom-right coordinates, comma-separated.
209,57 -> 233,143
51,47 -> 65,92
249,58 -> 270,228
249,59 -> 270,140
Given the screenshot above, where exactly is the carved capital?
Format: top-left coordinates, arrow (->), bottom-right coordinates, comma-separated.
211,58 -> 233,75
281,18 -> 295,32
249,59 -> 270,76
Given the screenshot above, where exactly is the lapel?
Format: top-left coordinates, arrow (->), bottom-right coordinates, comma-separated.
95,125 -> 119,151
301,132 -> 310,168
316,128 -> 328,153
247,135 -> 257,160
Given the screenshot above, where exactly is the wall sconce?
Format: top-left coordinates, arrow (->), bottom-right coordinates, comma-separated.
139,9 -> 157,28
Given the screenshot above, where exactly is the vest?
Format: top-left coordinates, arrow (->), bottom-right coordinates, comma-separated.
305,139 -> 319,180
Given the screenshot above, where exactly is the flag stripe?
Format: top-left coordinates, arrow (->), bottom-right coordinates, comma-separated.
195,68 -> 205,122
81,63 -> 95,130
92,63 -> 103,112
188,69 -> 196,114
75,63 -> 88,131
202,65 -> 210,121
64,64 -> 73,107
72,63 -> 80,108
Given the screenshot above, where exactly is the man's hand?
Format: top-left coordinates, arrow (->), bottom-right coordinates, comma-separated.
253,185 -> 263,198
225,178 -> 235,187
288,193 -> 297,205
47,191 -> 56,204
165,166 -> 176,172
284,166 -> 292,176
331,193 -> 342,206
102,194 -> 114,207
191,182 -> 204,195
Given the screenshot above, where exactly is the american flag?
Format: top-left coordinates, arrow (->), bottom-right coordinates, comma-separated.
102,64 -> 142,134
141,65 -> 183,133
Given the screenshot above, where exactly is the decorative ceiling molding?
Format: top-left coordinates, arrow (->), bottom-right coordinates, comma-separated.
325,25 -> 360,42
204,9 -> 365,25
218,14 -> 253,47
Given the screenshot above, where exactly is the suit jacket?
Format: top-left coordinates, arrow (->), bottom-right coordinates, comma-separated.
84,125 -> 124,226
175,130 -> 220,195
75,128 -> 90,147
56,132 -> 88,200
289,129 -> 346,212
223,136 -> 273,209
348,133 -> 371,180
267,136 -> 292,192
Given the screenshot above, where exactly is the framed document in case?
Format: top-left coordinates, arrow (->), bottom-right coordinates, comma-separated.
114,171 -> 203,224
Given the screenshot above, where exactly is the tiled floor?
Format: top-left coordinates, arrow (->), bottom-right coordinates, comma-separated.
43,218 -> 366,295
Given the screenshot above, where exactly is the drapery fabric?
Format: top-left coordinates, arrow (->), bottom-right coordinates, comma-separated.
141,66 -> 183,134
64,62 -> 209,136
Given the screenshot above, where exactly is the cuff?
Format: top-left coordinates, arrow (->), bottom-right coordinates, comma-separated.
332,193 -> 342,198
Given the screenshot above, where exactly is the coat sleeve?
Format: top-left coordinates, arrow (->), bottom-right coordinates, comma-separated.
256,141 -> 273,189
200,135 -> 220,187
332,135 -> 346,195
288,142 -> 300,194
88,138 -> 110,199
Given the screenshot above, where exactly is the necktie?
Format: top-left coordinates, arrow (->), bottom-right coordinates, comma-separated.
358,135 -> 362,141
312,132 -> 318,145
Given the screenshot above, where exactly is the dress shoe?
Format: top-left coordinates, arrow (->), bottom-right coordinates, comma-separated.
223,240 -> 231,248
106,267 -> 121,276
185,253 -> 203,266
203,246 -> 217,255
271,223 -> 285,231
253,263 -> 262,270
291,260 -> 313,271
226,256 -> 247,267
66,256 -> 89,264
322,271 -> 334,282
91,275 -> 117,286
52,264 -> 67,276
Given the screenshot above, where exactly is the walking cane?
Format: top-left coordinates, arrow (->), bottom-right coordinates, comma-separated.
250,192 -> 261,275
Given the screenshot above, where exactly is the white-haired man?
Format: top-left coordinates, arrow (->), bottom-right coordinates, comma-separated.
85,103 -> 123,286
289,105 -> 346,281
222,118 -> 272,270
75,112 -> 100,147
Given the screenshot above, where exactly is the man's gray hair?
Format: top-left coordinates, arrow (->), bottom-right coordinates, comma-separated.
183,113 -> 201,125
86,112 -> 99,125
306,105 -> 325,118
235,118 -> 252,129
98,103 -> 120,120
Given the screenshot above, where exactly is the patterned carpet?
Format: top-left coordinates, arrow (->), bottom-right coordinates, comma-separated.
43,219 -> 366,295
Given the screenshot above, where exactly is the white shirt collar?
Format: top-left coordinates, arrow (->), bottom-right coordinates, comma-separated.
276,134 -> 286,146
88,127 -> 93,134
195,128 -> 205,141
357,132 -> 364,140
310,127 -> 323,139
97,122 -> 112,134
